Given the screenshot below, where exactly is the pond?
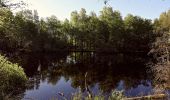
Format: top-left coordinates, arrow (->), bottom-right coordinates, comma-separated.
12,52 -> 155,100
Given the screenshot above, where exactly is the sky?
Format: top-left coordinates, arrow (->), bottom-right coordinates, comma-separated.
23,0 -> 170,20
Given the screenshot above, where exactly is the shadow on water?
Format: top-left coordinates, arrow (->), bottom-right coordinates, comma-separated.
10,52 -> 154,99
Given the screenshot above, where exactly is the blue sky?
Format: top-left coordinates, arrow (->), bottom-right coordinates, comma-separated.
24,0 -> 170,20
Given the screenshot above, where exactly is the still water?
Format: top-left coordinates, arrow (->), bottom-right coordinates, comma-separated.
12,52 -> 154,100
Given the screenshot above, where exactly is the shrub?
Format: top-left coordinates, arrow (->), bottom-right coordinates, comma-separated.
0,54 -> 27,98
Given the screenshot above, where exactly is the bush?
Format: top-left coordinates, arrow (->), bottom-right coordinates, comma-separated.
0,54 -> 27,98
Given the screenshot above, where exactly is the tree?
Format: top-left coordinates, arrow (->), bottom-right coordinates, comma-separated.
156,10 -> 170,32
0,8 -> 18,52
124,14 -> 154,53
99,7 -> 124,52
149,10 -> 170,88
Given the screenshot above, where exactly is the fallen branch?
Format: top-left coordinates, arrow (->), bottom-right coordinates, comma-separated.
125,94 -> 167,100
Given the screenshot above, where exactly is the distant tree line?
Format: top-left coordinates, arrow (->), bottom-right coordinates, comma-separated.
0,6 -> 170,54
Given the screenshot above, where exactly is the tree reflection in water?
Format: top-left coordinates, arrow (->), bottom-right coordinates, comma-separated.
12,52 -> 153,99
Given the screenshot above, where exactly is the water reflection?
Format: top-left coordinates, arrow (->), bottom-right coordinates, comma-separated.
12,52 -> 153,99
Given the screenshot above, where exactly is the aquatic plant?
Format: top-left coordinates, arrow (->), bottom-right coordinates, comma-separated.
58,90 -> 125,100
108,90 -> 124,100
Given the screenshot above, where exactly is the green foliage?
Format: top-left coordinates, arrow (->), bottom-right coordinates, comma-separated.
62,90 -> 125,100
0,7 -> 156,53
156,10 -> 170,32
0,8 -> 69,53
0,6 -> 165,54
108,90 -> 124,100
68,7 -> 154,53
0,54 -> 27,98
124,14 -> 154,52
70,90 -> 125,100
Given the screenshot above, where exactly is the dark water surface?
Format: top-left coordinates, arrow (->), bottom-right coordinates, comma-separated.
12,52 -> 154,100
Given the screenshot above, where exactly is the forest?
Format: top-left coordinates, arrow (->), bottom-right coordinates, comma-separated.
0,0 -> 170,99
0,7 -> 162,53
